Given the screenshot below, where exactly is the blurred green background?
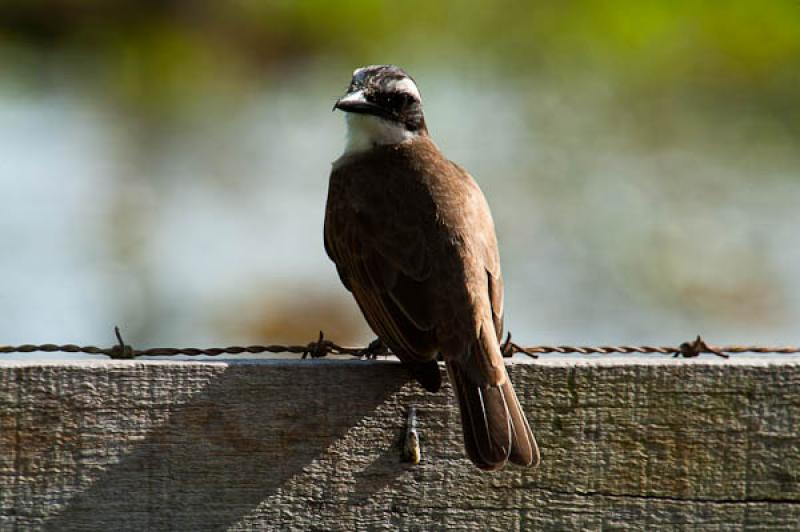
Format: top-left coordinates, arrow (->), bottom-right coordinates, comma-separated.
1,1 -> 799,355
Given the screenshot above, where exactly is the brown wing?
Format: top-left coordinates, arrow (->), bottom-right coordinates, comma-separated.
444,160 -> 505,346
324,156 -> 438,365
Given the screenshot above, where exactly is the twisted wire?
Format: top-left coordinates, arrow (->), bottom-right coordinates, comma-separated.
1,328 -> 798,360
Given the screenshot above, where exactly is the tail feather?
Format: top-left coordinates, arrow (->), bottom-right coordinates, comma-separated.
449,361 -> 539,470
503,378 -> 540,467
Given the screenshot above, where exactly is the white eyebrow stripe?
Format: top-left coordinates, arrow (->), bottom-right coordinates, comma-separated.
391,78 -> 421,100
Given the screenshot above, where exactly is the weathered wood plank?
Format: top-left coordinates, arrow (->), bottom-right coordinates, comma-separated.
1,358 -> 798,531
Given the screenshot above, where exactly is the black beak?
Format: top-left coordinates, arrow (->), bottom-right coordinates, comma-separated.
333,91 -> 391,119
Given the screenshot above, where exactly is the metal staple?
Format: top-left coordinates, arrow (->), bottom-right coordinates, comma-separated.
1,328 -> 798,360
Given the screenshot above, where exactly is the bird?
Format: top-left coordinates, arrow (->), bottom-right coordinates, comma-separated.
324,65 -> 539,471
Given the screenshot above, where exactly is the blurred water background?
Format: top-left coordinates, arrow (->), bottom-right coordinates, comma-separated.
1,2 -> 799,359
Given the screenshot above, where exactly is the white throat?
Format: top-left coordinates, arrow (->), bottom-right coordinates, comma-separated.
343,113 -> 418,155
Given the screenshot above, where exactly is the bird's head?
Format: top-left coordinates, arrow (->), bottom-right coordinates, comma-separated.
334,65 -> 427,153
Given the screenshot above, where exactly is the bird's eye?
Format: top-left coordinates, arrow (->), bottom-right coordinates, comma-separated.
384,93 -> 408,111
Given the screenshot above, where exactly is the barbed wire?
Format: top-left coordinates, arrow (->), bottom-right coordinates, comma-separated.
1,327 -> 799,361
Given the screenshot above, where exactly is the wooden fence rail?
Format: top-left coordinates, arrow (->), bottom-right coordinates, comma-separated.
1,357 -> 799,530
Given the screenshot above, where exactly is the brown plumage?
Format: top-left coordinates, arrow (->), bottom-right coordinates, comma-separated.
325,65 -> 539,470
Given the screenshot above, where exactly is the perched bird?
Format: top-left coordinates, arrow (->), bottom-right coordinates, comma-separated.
324,65 -> 539,471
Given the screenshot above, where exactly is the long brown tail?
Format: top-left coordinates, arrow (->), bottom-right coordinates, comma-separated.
448,361 -> 539,471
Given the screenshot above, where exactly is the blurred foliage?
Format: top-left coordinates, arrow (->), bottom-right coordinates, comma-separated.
1,0 -> 799,123
217,287 -> 370,346
1,1 -> 799,345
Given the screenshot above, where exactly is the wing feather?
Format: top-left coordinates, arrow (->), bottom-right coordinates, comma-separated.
324,164 -> 437,363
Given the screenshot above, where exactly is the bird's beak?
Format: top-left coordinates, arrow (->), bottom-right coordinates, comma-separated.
333,90 -> 387,117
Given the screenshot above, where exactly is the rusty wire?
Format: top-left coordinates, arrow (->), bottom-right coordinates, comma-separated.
1,327 -> 799,361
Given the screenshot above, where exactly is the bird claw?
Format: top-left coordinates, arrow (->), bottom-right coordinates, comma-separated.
361,338 -> 389,359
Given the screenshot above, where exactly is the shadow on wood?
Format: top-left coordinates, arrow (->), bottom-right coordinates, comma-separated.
34,362 -> 412,530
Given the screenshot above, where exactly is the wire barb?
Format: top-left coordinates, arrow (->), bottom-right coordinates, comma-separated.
501,332 -> 529,358
1,329 -> 798,360
109,326 -> 135,359
302,331 -> 330,359
677,335 -> 728,359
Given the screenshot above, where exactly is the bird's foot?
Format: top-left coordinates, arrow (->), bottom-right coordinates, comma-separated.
361,338 -> 390,359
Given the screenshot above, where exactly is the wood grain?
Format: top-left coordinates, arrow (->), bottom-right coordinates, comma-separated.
1,357 -> 798,531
